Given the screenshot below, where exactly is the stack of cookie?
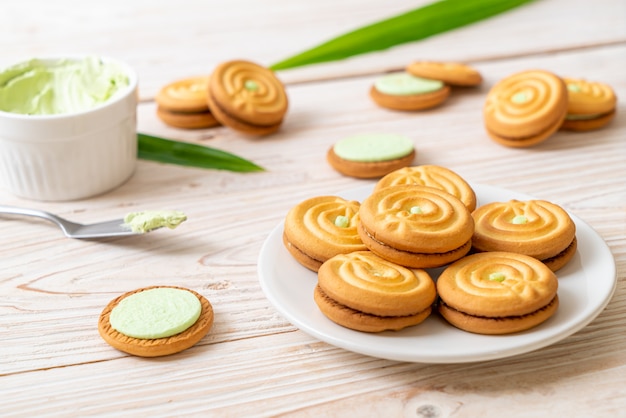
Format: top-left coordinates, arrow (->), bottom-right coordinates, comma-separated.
282,195 -> 367,272
374,164 -> 476,211
370,60 -> 482,111
436,252 -> 559,335
484,70 -> 617,147
283,165 -> 476,333
471,199 -> 577,272
314,250 -> 437,333
561,77 -> 617,132
282,164 -> 577,335
434,195 -> 577,335
157,60 -> 289,136
156,76 -> 220,129
357,184 -> 474,269
206,60 -> 289,136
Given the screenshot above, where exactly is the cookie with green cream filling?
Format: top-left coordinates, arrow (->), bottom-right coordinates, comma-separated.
155,76 -> 220,129
283,195 -> 367,272
206,60 -> 288,136
560,77 -> 617,132
369,72 -> 450,111
98,286 -> 214,357
437,252 -> 559,335
471,199 -> 577,272
483,70 -> 568,148
327,133 -> 416,179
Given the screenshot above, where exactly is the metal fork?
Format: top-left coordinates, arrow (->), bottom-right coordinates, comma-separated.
0,205 -> 143,239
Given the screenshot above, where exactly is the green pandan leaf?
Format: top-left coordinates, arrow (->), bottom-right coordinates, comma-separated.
270,0 -> 534,71
137,133 -> 264,172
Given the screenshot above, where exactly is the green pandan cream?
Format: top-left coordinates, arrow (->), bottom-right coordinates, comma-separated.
333,133 -> 414,162
109,288 -> 201,339
123,210 -> 187,233
0,56 -> 129,115
374,72 -> 443,96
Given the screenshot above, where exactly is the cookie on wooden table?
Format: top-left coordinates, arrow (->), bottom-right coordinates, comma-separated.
315,251 -> 436,332
471,199 -> 577,272
483,70 -> 568,147
156,76 -> 220,129
207,60 -> 288,136
561,77 -> 617,131
369,72 -> 451,111
98,286 -> 214,357
406,61 -> 483,87
283,196 -> 367,272
326,133 -> 416,179
358,185 -> 474,269
437,252 -> 559,335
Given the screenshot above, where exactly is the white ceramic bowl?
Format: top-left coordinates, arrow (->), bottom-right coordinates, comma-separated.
0,56 -> 138,201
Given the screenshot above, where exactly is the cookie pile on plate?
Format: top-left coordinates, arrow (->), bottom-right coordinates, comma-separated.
282,164 -> 577,335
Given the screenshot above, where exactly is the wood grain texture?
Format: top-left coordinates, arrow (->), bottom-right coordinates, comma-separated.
2,0 -> 624,96
0,1 -> 625,416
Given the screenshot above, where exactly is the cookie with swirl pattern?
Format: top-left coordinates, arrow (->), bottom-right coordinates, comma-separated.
283,196 -> 367,272
374,165 -> 476,211
358,185 -> 474,268
315,251 -> 436,332
471,199 -> 577,272
483,70 -> 568,147
437,252 -> 559,335
207,60 -> 288,135
560,77 -> 617,131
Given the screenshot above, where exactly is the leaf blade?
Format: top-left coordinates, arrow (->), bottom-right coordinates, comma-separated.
270,0 -> 535,71
137,133 -> 264,173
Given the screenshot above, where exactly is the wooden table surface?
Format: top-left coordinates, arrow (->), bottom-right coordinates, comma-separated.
2,1 -> 625,416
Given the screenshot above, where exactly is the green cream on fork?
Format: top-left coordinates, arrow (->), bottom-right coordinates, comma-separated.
0,205 -> 186,238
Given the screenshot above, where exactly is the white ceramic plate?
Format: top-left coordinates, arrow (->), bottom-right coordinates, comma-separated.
257,183 -> 617,363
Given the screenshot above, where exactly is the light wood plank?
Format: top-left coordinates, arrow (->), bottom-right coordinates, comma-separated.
2,0 -> 624,97
2,323 -> 626,416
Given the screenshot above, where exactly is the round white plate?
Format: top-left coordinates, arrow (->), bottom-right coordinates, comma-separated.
257,183 -> 617,363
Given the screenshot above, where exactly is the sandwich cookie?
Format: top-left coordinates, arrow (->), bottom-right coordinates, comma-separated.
98,286 -> 214,357
483,70 -> 568,147
437,252 -> 559,335
406,61 -> 483,87
155,76 -> 220,129
374,165 -> 476,211
283,196 -> 367,272
327,133 -> 416,179
369,72 -> 450,111
471,199 -> 577,272
315,251 -> 436,332
207,60 -> 288,135
358,185 -> 474,268
561,78 -> 617,131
